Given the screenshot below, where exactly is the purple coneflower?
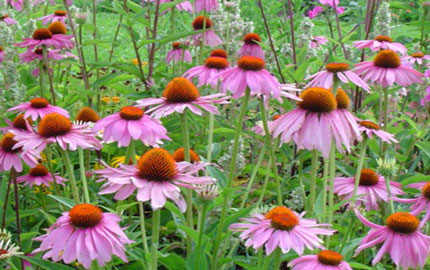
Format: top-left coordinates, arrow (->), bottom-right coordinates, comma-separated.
166,42 -> 192,64
136,77 -> 229,119
143,0 -> 193,13
393,182 -> 430,226
15,22 -> 74,50
192,16 -> 222,47
355,209 -> 430,270
237,33 -> 265,60
319,0 -> 345,14
20,48 -> 64,63
334,168 -> 403,210
270,87 -> 361,158
96,148 -> 213,211
93,106 -> 170,147
310,36 -> 328,49
17,163 -> 68,187
0,133 -> 38,172
195,0 -> 218,12
183,55 -> 229,88
402,52 -> 430,65
308,6 -> 324,18
214,56 -> 282,99
6,0 -> 23,11
359,120 -> 398,143
353,35 -> 407,55
354,49 -> 424,87
12,113 -> 101,153
306,62 -> 370,91
38,10 -> 68,25
0,46 -> 4,63
289,250 -> 352,270
0,114 -> 33,134
33,203 -> 133,269
229,206 -> 335,255
8,97 -> 69,121
1,14 -> 17,25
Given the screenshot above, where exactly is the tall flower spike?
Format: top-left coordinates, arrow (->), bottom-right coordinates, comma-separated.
96,148 -> 214,212
136,77 -> 229,119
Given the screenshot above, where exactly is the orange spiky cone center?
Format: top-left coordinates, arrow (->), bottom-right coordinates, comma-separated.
192,16 -> 212,30
69,204 -> 103,228
298,87 -> 337,113
0,133 -> 20,153
32,28 -> 53,40
317,250 -> 343,266
29,164 -> 49,177
204,56 -> 229,69
54,10 -> 67,16
210,49 -> 227,58
326,63 -> 350,73
30,97 -> 49,108
13,114 -> 32,130
119,106 -> 144,120
265,206 -> 299,231
359,120 -> 380,130
136,148 -> 178,182
374,35 -> 392,42
238,56 -> 265,71
421,183 -> 430,200
244,33 -> 261,44
359,168 -> 379,186
386,212 -> 419,234
335,88 -> 350,109
412,52 -> 425,58
49,21 -> 67,35
38,113 -> 72,138
374,49 -> 401,68
162,77 -> 200,103
172,148 -> 201,163
76,107 -> 100,123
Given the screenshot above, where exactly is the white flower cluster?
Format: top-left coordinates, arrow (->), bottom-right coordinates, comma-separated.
212,1 -> 254,57
297,17 -> 314,49
218,137 -> 246,175
374,2 -> 392,37
285,186 -> 304,211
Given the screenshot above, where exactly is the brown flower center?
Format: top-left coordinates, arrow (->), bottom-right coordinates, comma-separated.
192,16 -> 212,30
32,28 -> 53,40
298,87 -> 337,113
0,46 -> 3,52
317,250 -> 343,266
210,49 -> 227,58
13,114 -> 32,130
374,49 -> 401,68
136,148 -> 178,182
119,106 -> 144,121
272,115 -> 281,121
412,52 -> 425,58
0,249 -> 8,255
326,63 -> 350,73
76,107 -> 100,123
359,168 -> 379,186
30,97 -> 49,108
69,204 -> 103,228
172,148 -> 201,163
0,133 -> 20,153
238,56 -> 265,71
421,183 -> 430,200
244,33 -> 261,44
204,57 -> 229,69
29,164 -> 49,177
172,42 -> 182,49
335,88 -> 350,109
54,10 -> 67,16
38,113 -> 72,138
359,120 -> 380,130
162,77 -> 200,103
265,206 -> 299,231
1,14 -> 9,20
48,21 -> 67,35
386,212 -> 419,234
374,35 -> 392,43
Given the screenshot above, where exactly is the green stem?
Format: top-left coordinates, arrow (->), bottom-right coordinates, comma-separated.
206,84 -> 219,164
384,175 -> 395,214
150,209 -> 161,270
210,89 -> 250,270
124,140 -> 136,165
180,112 -> 193,256
39,60 -> 44,98
382,87 -> 389,154
78,148 -> 90,203
274,248 -> 282,270
42,45 -> 56,105
195,203 -> 208,270
257,157 -> 272,207
259,99 -> 282,204
321,157 -> 329,223
309,150 -> 319,214
326,141 -> 336,245
60,149 -> 80,204
352,138 -> 369,204
339,216 -> 355,254
239,144 -> 266,209
139,202 -> 150,254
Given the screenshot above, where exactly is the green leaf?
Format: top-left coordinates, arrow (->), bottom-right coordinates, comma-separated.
17,255 -> 76,270
348,262 -> 372,269
47,195 -> 75,209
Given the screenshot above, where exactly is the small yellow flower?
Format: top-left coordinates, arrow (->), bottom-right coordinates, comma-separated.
111,155 -> 141,167
132,59 -> 148,66
111,97 -> 120,103
101,97 -> 111,103
94,162 -> 105,171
